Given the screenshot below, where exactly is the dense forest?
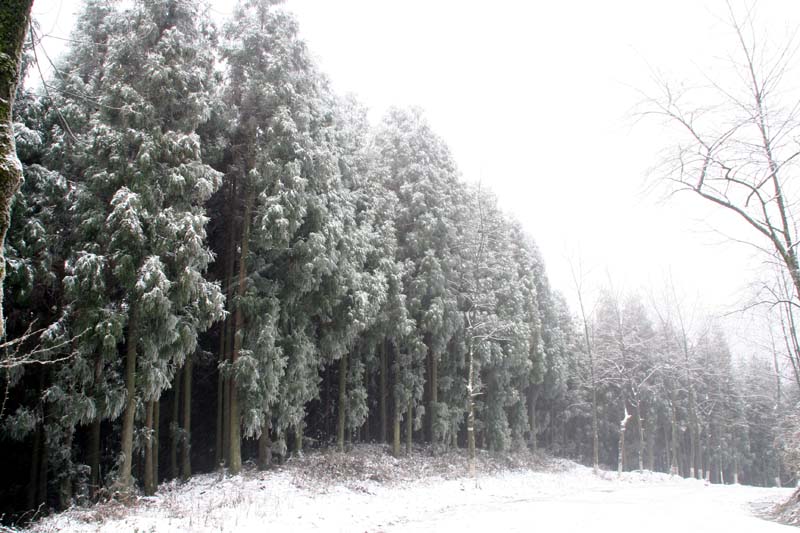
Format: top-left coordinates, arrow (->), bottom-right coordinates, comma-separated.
1,0 -> 797,523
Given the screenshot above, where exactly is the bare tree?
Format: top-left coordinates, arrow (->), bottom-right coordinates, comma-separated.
568,255 -> 600,473
649,4 -> 800,285
646,3 -> 800,364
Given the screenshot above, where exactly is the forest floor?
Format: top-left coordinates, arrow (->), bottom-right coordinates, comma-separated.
12,445 -> 798,533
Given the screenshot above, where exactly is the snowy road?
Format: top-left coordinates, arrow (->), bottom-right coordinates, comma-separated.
28,463 -> 795,533
385,478 -> 792,532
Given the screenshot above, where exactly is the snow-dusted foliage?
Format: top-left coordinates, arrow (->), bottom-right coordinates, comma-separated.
0,0 -> 790,523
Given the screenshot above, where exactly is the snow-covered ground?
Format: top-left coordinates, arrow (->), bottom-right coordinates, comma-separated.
18,449 -> 795,533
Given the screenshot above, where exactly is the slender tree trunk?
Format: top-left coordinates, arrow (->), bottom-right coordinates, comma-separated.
88,417 -> 101,497
669,398 -> 679,475
337,352 -> 347,452
218,176 -> 237,468
392,410 -> 401,458
153,399 -> 160,487
431,349 -> 438,444
663,420 -> 671,474
646,411 -> 655,471
379,340 -> 387,444
58,428 -> 74,510
0,0 -> 34,340
406,400 -> 412,456
294,422 -> 303,456
215,340 -> 224,468
118,304 -> 140,492
618,405 -> 630,476
591,384 -> 599,471
635,400 -> 644,472
170,370 -> 181,479
528,387 -> 539,452
467,344 -> 476,478
229,190 -> 254,475
181,353 -> 192,480
89,350 -> 103,496
144,400 -> 155,496
258,420 -> 271,470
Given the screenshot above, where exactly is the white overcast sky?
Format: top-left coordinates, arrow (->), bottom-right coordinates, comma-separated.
30,0 -> 800,353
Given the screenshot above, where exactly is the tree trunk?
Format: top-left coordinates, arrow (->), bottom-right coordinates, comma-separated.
337,352 -> 347,452
379,340 -> 387,444
663,420 -> 671,474
427,345 -> 438,444
258,420 -> 271,470
88,417 -> 101,498
0,0 -> 34,340
215,340 -> 223,468
294,422 -> 303,456
229,190 -> 254,475
618,406 -> 630,476
58,428 -> 74,510
669,398 -> 679,475
528,387 -> 539,452
144,400 -> 155,496
646,411 -> 655,472
217,175 -> 237,468
405,400 -> 412,456
634,399 -> 644,472
467,344 -> 476,478
170,370 -> 181,479
392,410 -> 401,458
117,304 -> 140,492
181,353 -> 192,481
591,384 -> 599,471
155,399 -> 161,483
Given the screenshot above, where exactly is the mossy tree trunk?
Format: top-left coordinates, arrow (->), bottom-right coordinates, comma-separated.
0,0 -> 34,340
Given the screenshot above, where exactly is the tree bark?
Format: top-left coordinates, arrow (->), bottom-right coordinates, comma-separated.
392,410 -> 401,458
634,399 -> 644,472
117,304 -> 140,492
528,387 -> 539,452
58,428 -> 74,510
153,399 -> 160,487
405,400 -> 412,456
294,422 -> 303,456
215,336 -> 223,467
618,405 -> 630,476
144,400 -> 155,496
181,353 -> 192,480
337,352 -> 347,452
0,0 -> 34,340
467,344 -> 476,478
229,189 -> 254,475
669,397 -> 680,475
170,370 -> 181,479
258,420 -> 271,470
379,340 -> 387,444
